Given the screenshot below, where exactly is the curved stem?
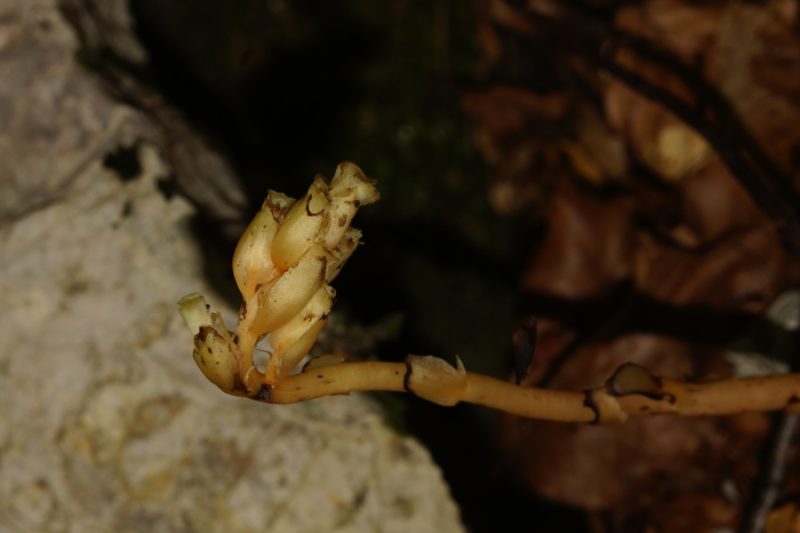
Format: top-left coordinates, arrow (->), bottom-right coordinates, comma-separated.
270,362 -> 408,403
464,372 -> 596,422
621,374 -> 800,417
265,360 -> 800,423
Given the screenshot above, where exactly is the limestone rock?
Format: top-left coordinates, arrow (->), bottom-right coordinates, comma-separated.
0,1 -> 462,531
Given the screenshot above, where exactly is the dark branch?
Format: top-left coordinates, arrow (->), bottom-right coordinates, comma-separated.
499,7 -> 800,255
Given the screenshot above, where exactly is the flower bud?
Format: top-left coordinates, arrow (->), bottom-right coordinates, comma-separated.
178,292 -> 212,334
264,285 -> 335,382
271,177 -> 330,271
325,227 -> 361,282
322,162 -> 379,250
264,190 -> 295,221
276,318 -> 328,378
268,285 -> 334,355
178,293 -> 242,394
192,326 -> 241,394
232,207 -> 280,298
250,244 -> 328,334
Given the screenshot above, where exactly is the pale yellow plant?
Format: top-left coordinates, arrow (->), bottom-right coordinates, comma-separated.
179,162 -> 800,423
179,162 -> 378,395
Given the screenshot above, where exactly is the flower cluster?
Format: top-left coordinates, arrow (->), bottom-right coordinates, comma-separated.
179,162 -> 379,395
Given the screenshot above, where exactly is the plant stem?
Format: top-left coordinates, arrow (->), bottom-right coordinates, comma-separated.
269,362 -> 408,403
266,360 -> 800,423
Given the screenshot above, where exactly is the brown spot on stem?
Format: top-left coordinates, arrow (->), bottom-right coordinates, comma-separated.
582,390 -> 600,424
197,326 -> 211,342
240,301 -> 247,319
338,214 -> 347,227
403,360 -> 413,392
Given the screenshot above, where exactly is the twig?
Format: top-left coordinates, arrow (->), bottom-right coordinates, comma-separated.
495,6 -> 800,255
740,301 -> 800,532
265,358 -> 800,424
740,412 -> 799,532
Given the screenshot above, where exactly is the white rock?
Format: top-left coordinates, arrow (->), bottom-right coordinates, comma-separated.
0,1 -> 462,531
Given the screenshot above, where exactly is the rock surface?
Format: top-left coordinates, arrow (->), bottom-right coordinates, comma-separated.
0,1 -> 462,531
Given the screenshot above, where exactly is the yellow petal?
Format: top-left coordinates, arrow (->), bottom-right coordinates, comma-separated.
268,285 -> 334,354
274,318 -> 328,381
232,207 -> 280,298
250,244 -> 328,334
271,177 -> 330,271
192,325 -> 241,394
178,292 -> 211,334
322,162 -> 379,250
